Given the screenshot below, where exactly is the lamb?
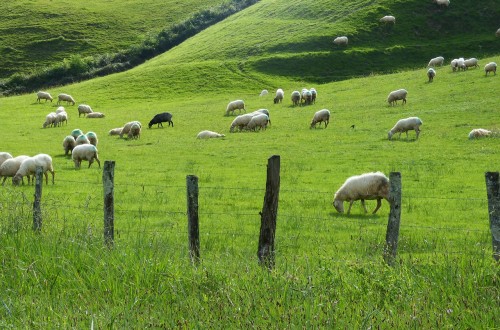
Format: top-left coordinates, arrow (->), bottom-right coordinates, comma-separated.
434,0 -> 450,7
484,62 -> 497,76
42,112 -> 57,128
333,36 -> 348,46
197,130 -> 225,139
57,93 -> 75,106
379,15 -> 396,24
148,112 -> 173,128
120,121 -> 142,138
13,154 -> 55,186
36,91 -> 53,103
71,128 -> 84,140
387,89 -> 407,106
427,68 -> 436,82
62,135 -> 76,156
291,91 -> 301,106
310,109 -> 331,129
225,100 -> 246,116
127,123 -> 141,139
388,117 -> 423,140
75,134 -> 90,145
0,152 -> 13,167
0,155 -> 30,185
468,128 -> 492,139
259,90 -> 269,96
464,58 -> 479,69
86,112 -> 105,118
72,144 -> 101,169
333,172 -> 390,215
427,56 -> 444,67
274,89 -> 284,104
85,131 -> 98,146
77,104 -> 93,117
310,88 -> 317,103
246,114 -> 269,131
108,127 -> 123,136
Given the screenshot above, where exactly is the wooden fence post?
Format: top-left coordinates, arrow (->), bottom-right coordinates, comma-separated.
103,161 -> 115,247
186,175 -> 200,264
257,155 -> 280,270
485,172 -> 500,261
384,172 -> 402,266
32,166 -> 43,232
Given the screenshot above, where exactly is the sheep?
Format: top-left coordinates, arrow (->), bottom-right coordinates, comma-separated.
197,130 -> 225,139
464,58 -> 479,69
42,112 -> 57,128
333,36 -> 348,46
274,89 -> 284,104
497,28 -> 500,38
13,154 -> 55,186
310,109 -> 330,129
71,144 -> 101,169
427,68 -> 436,82
456,57 -> 466,71
333,172 -> 390,215
120,121 -> 142,138
427,56 -> 444,67
450,58 -> 459,72
301,89 -> 312,106
225,100 -> 246,116
246,114 -> 269,131
230,114 -> 255,132
387,89 -> 407,106
36,91 -> 53,103
388,117 -> 423,140
55,106 -> 66,114
291,91 -> 301,106
254,109 -> 271,125
148,112 -> 173,128
259,90 -> 269,96
0,152 -> 13,167
468,128 -> 492,139
0,155 -> 30,185
108,127 -> 123,136
77,104 -> 93,117
86,112 -> 105,119
485,62 -> 497,76
71,128 -> 83,140
62,135 -> 76,156
434,0 -> 450,7
54,111 -> 68,126
57,93 -> 75,106
310,88 -> 317,103
75,134 -> 90,145
380,15 -> 396,24
127,123 -> 141,139
85,131 -> 98,146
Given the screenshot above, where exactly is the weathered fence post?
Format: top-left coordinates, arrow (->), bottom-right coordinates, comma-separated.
485,172 -> 500,261
257,155 -> 280,270
384,172 -> 402,266
32,166 -> 43,232
186,175 -> 200,264
103,161 -> 115,247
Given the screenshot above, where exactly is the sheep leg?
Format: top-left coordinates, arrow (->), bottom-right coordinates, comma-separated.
416,129 -> 420,139
361,199 -> 368,213
44,172 -> 48,185
372,198 -> 382,214
1,176 -> 6,186
346,201 -> 354,215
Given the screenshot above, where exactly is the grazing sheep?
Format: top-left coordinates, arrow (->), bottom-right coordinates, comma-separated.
468,128 -> 492,139
197,130 -> 225,139
333,36 -> 348,46
36,91 -> 53,103
55,111 -> 68,126
75,134 -> 90,146
56,106 -> 66,114
148,112 -> 173,128
0,155 -> 30,185
484,62 -> 497,76
387,89 -> 407,106
120,121 -> 142,138
427,56 -> 444,67
450,58 -> 459,72
0,152 -> 13,167
77,104 -> 93,117
427,68 -> 436,82
13,154 -> 55,186
42,112 -> 57,128
85,131 -> 98,146
86,112 -> 105,118
434,0 -> 450,7
72,144 -> 101,169
108,127 -> 123,136
291,91 -> 301,106
301,89 -> 312,106
310,88 -> 317,103
71,129 -> 84,140
333,172 -> 390,215
254,109 -> 271,125
62,135 -> 76,156
380,15 -> 396,24
310,109 -> 331,129
456,57 -> 466,71
388,117 -> 423,140
230,114 -> 255,132
57,93 -> 75,106
246,114 -> 269,131
274,89 -> 284,104
225,100 -> 246,116
127,123 -> 141,139
464,58 -> 479,69
259,90 -> 269,96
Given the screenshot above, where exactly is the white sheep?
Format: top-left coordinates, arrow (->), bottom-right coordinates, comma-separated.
484,62 -> 497,76
55,106 -> 66,114
86,112 -> 105,118
54,111 -> 68,126
427,68 -> 436,82
387,89 -> 407,106
13,154 -> 55,186
62,135 -> 76,156
380,15 -> 396,24
333,172 -> 390,215
57,93 -> 75,106
0,152 -> 13,167
388,117 -> 423,140
127,123 -> 141,139
333,36 -> 348,46
42,112 -> 57,128
450,58 -> 458,72
246,114 -> 269,131
434,0 -> 450,7
0,155 -> 30,185
468,128 -> 492,139
310,88 -> 317,103
120,121 -> 142,138
291,91 -> 301,106
310,109 -> 331,129
456,57 -> 466,71
36,91 -> 53,103
274,89 -> 284,104
230,114 -> 255,133
259,90 -> 269,96
464,58 -> 479,69
197,130 -> 225,139
301,89 -> 312,106
254,109 -> 271,125
225,100 -> 246,116
427,56 -> 444,67
108,127 -> 123,136
75,134 -> 90,145
85,131 -> 98,146
72,144 -> 101,169
77,104 -> 93,117
71,128 -> 84,140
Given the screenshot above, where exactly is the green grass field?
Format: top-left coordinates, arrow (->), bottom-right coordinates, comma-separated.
0,0 -> 499,327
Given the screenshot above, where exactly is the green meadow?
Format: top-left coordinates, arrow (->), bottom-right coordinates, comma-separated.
0,0 -> 499,327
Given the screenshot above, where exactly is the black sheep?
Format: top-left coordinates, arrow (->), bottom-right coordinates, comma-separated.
148,112 -> 173,129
